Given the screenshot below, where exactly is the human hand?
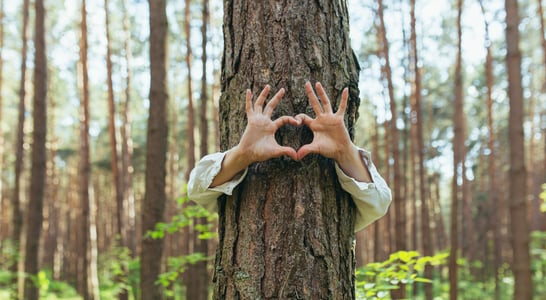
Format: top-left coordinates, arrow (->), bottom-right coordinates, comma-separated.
295,81 -> 357,163
235,85 -> 300,164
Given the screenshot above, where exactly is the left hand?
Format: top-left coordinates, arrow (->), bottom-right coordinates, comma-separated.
295,81 -> 354,162
296,81 -> 372,182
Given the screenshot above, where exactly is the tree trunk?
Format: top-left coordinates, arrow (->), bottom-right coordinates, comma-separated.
184,0 -> 196,182
78,1 -> 100,298
11,0 -> 30,295
478,1 -> 502,297
376,0 -> 404,297
141,0 -> 168,298
505,0 -> 533,299
409,0 -> 432,296
186,0 -> 211,298
120,0 -> 136,257
215,1 -> 360,298
0,0 -> 4,256
104,1 -> 128,299
449,0 -> 464,298
22,0 -> 47,297
537,0 -> 546,230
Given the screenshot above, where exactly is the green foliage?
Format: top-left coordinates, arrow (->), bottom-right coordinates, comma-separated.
146,188 -> 217,240
156,253 -> 210,298
531,230 -> 546,298
355,250 -> 448,299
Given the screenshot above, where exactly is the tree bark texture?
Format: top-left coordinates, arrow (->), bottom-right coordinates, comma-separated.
141,0 -> 168,299
23,0 -> 47,298
216,1 -> 360,298
505,0 -> 533,299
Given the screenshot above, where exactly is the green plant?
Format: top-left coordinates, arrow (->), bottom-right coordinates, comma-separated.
355,250 -> 448,299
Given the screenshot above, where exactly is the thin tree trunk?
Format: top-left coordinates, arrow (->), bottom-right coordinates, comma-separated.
184,0 -> 196,182
140,0 -> 168,298
216,1 -> 360,297
186,0 -> 211,298
478,2 -> 502,296
537,0 -> 546,231
505,0 -> 533,298
449,0 -> 464,298
120,0 -> 136,258
22,0 -> 47,297
376,0 -> 404,297
77,1 -> 100,299
11,0 -> 30,295
104,1 -> 128,299
0,0 -> 4,255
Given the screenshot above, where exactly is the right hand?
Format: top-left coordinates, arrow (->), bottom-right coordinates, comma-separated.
235,85 -> 300,164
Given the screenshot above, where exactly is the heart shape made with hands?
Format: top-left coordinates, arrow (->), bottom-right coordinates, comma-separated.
274,123 -> 314,152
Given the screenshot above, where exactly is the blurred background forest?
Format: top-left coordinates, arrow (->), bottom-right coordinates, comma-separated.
0,0 -> 545,299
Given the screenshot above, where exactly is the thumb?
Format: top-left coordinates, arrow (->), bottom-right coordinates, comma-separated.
296,143 -> 318,160
276,145 -> 298,160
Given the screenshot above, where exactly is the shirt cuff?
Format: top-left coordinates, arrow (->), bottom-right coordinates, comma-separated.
334,148 -> 377,192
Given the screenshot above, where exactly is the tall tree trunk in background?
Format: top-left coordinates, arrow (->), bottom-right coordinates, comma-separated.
11,0 -> 30,295
184,0 -> 196,181
141,0 -> 168,298
537,0 -> 546,219
216,1 -> 360,298
409,0 -> 432,297
199,0 -> 209,158
121,0 -> 136,257
414,13 -> 432,300
0,0 -> 4,252
186,0 -> 210,298
104,1 -> 128,299
505,0 -> 533,298
104,0 -> 124,250
479,1 -> 502,298
449,0 -> 464,299
22,0 -> 47,297
78,1 -> 100,299
377,0 -> 404,297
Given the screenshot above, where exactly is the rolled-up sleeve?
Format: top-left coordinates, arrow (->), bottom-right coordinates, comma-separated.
187,152 -> 248,212
335,148 -> 392,232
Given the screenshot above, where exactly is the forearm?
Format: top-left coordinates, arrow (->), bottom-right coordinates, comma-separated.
210,145 -> 252,188
335,144 -> 373,183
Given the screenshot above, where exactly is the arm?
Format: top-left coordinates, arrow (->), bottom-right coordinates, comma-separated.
297,82 -> 392,231
188,85 -> 300,210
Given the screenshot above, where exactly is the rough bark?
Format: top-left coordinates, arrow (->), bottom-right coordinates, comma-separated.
22,0 -> 47,297
215,1 -> 360,298
140,0 -> 168,298
505,0 -> 533,299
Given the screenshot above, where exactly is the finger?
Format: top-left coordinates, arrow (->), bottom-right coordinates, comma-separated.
276,146 -> 298,161
305,81 -> 323,114
336,87 -> 349,116
295,113 -> 314,127
254,85 -> 271,112
315,82 -> 332,114
264,88 -> 285,117
297,143 -> 319,160
273,116 -> 300,128
245,89 -> 253,114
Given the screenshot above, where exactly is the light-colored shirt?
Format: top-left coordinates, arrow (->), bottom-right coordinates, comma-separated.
187,148 -> 392,232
